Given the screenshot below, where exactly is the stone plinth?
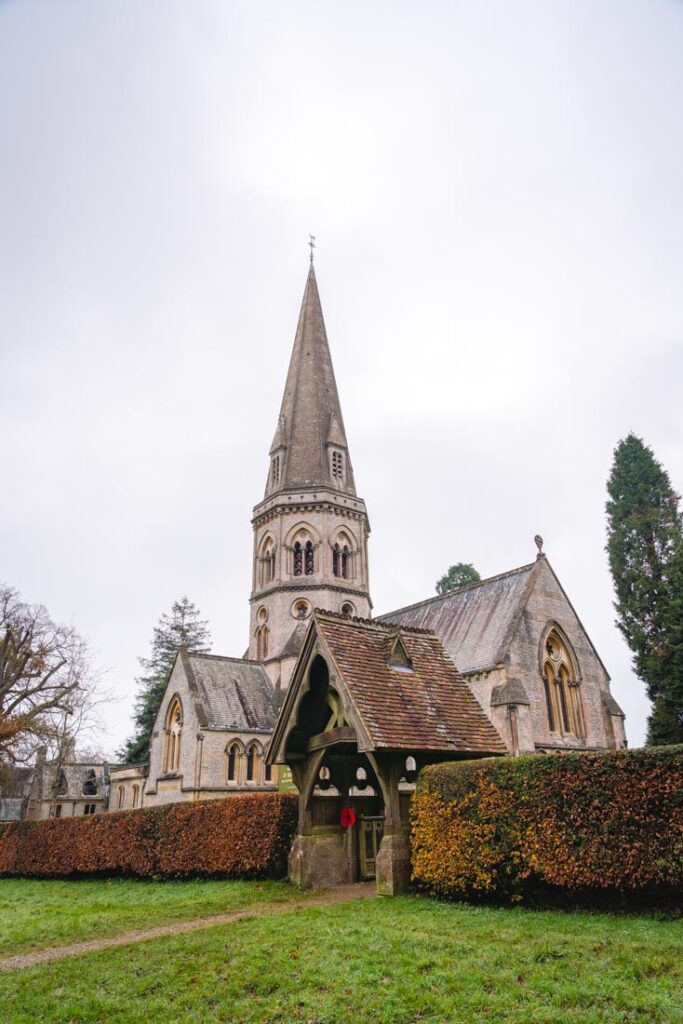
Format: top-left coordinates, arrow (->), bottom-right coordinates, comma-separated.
288,829 -> 351,888
375,830 -> 411,895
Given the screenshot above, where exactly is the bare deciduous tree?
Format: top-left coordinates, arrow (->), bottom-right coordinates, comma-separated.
0,584 -> 100,766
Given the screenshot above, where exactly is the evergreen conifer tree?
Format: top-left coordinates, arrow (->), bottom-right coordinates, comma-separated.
436,563 -> 481,595
119,597 -> 211,763
606,434 -> 683,744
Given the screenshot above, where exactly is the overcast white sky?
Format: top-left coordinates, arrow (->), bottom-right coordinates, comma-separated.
2,0 -> 682,753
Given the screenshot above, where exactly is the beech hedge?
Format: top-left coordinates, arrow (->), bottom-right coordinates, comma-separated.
0,792 -> 298,879
411,746 -> 683,902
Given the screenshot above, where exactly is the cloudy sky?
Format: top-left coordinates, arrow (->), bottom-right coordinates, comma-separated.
2,0 -> 682,752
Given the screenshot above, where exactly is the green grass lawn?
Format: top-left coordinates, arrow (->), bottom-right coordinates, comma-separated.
0,877 -> 303,956
1,886 -> 681,1024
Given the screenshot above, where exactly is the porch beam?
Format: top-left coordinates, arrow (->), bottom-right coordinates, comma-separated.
307,726 -> 356,751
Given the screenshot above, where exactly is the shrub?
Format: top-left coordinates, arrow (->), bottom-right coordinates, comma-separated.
0,792 -> 298,879
411,747 -> 683,902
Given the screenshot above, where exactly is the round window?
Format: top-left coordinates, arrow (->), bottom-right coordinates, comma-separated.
291,599 -> 311,620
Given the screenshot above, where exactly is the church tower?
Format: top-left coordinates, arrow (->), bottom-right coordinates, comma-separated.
249,261 -> 372,689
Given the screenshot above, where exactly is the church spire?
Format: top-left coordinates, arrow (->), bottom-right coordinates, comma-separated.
266,263 -> 356,497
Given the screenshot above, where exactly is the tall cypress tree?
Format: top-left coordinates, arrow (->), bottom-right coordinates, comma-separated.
606,434 -> 683,744
119,597 -> 212,763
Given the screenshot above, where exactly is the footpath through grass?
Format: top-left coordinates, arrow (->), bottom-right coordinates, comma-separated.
1,889 -> 681,1024
0,877 -> 303,956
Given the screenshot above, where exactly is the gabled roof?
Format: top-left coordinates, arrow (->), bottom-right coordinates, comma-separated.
269,611 -> 506,759
183,652 -> 277,733
264,264 -> 356,497
378,562 -> 539,675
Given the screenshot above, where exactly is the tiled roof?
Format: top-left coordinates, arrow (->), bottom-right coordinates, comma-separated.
378,563 -> 537,674
316,612 -> 506,755
186,654 -> 277,733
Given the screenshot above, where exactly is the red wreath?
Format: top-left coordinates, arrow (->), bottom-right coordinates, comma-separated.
340,807 -> 356,828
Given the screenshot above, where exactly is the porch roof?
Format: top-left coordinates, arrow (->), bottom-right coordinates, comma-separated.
314,612 -> 506,755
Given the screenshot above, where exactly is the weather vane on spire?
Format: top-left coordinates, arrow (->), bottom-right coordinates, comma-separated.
308,234 -> 316,263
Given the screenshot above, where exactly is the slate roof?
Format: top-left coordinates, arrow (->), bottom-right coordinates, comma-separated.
185,653 -> 278,733
264,264 -> 357,497
378,563 -> 538,675
314,612 -> 506,755
280,623 -> 308,660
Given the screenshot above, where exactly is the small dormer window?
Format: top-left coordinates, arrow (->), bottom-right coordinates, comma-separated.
331,450 -> 344,482
271,455 -> 280,486
388,635 -> 414,672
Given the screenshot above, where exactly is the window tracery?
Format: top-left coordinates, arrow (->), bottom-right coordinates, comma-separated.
541,628 -> 585,739
165,697 -> 183,773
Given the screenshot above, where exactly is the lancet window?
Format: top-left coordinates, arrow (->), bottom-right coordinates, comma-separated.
256,625 -> 270,660
271,455 -> 280,487
541,629 -> 586,739
333,543 -> 350,578
227,742 -> 241,783
304,540 -> 314,575
165,697 -> 183,773
246,744 -> 259,783
259,537 -> 276,586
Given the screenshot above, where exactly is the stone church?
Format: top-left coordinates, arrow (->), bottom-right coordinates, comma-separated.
106,257 -> 625,868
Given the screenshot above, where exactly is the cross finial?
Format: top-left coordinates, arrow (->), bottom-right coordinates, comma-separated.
308,234 -> 316,263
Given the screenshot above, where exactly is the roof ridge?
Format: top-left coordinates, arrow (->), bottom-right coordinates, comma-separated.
377,561 -> 536,621
314,608 -> 433,635
188,652 -> 264,667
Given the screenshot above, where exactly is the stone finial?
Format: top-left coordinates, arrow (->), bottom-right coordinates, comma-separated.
534,534 -> 544,556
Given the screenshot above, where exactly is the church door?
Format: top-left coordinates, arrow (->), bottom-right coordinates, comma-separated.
358,815 -> 384,880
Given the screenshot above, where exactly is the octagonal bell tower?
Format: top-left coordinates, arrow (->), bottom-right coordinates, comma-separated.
249,260 -> 371,689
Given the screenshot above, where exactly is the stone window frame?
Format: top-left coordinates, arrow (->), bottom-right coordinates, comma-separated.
226,739 -> 245,785
164,696 -> 184,774
258,534 -> 277,587
285,523 -> 321,579
330,527 -> 358,581
538,623 -> 586,740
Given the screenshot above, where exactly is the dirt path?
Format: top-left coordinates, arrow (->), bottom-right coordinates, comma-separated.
0,882 -> 376,973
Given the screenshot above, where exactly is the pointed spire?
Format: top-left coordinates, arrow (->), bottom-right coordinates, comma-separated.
265,263 -> 356,496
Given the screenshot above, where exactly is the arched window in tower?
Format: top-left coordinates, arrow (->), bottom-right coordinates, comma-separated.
331,450 -> 344,482
304,540 -> 314,575
256,625 -> 270,660
332,533 -> 353,579
541,629 -> 585,739
293,541 -> 303,576
260,537 -> 276,586
332,543 -> 350,578
165,697 -> 183,773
